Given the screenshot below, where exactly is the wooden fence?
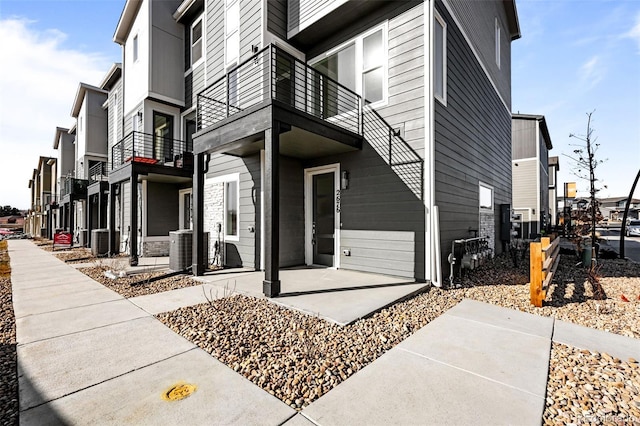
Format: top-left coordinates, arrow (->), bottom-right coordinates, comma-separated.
529,236 -> 561,307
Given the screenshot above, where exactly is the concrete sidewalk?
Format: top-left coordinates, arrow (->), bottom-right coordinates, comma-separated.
9,240 -> 640,425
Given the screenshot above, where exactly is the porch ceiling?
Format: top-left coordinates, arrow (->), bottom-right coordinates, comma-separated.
193,100 -> 362,160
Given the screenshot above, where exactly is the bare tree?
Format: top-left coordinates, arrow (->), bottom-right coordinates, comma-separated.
564,112 -> 606,264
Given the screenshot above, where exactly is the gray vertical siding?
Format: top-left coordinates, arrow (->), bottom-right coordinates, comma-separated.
279,156 -> 305,267
146,182 -> 179,236
512,119 -> 537,159
205,0 -> 225,81
150,0 -> 184,104
444,0 -> 512,110
267,0 -> 287,39
86,91 -> 109,157
206,153 -> 261,269
512,160 -> 537,217
240,0 -> 262,58
434,1 -> 512,274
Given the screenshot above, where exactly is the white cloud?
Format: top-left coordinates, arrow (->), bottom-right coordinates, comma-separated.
578,55 -> 605,90
624,12 -> 640,53
0,18 -> 111,209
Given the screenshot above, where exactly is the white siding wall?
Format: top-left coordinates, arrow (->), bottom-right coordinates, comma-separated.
124,1 -> 150,115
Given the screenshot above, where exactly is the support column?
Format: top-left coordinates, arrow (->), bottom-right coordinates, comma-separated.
86,195 -> 92,247
109,183 -> 118,255
192,152 -> 206,276
263,122 -> 281,297
130,173 -> 139,266
69,196 -> 75,247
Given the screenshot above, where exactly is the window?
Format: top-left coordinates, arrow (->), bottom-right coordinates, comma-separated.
191,16 -> 203,66
225,0 -> 239,66
133,34 -> 139,62
311,24 -> 387,105
113,91 -> 120,145
434,11 -> 446,103
179,189 -> 193,230
479,182 -> 494,211
495,18 -> 501,69
225,178 -> 239,239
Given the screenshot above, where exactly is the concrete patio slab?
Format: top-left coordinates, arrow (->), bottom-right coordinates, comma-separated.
282,413 -> 318,426
396,313 -> 551,397
17,316 -> 195,410
16,299 -> 149,344
553,319 -> 640,361
446,298 -> 555,338
13,287 -> 122,319
20,348 -> 296,426
301,348 -> 544,426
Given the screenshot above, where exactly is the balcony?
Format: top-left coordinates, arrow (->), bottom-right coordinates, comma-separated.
111,131 -> 192,171
195,44 -> 363,158
61,178 -> 88,198
88,162 -> 108,184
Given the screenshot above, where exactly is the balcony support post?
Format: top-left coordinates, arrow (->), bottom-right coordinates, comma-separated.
263,121 -> 281,297
129,171 -> 139,266
69,195 -> 75,247
109,183 -> 118,256
192,152 -> 206,276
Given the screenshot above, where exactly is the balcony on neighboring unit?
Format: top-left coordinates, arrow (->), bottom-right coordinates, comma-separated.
61,177 -> 89,198
88,162 -> 109,184
111,132 -> 193,171
194,44 -> 363,159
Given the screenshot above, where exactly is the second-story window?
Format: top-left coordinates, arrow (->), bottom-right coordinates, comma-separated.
434,11 -> 446,103
191,16 -> 203,66
311,23 -> 387,106
225,0 -> 239,66
133,34 -> 139,62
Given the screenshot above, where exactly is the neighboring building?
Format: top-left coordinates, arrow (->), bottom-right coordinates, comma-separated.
109,0 -> 193,265
25,156 -> 56,238
53,126 -> 76,235
599,197 -> 640,221
548,156 -> 559,227
511,113 -> 552,238
183,0 -> 521,294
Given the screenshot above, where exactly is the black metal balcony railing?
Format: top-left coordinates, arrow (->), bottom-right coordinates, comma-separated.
111,131 -> 192,170
88,162 -> 108,184
363,105 -> 424,200
61,178 -> 89,197
197,45 -> 362,135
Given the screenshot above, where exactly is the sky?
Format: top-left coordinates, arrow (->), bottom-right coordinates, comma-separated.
0,0 -> 639,210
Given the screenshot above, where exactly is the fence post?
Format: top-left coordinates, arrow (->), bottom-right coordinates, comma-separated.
530,241 -> 543,307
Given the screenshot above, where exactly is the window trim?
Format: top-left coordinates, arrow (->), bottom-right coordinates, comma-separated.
207,173 -> 241,241
495,18 -> 501,69
309,22 -> 388,107
133,34 -> 139,63
479,182 -> 494,212
191,14 -> 204,68
225,0 -> 240,67
434,10 -> 447,105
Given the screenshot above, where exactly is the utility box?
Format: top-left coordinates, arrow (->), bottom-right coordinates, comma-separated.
169,230 -> 209,271
78,229 -> 88,247
91,229 -> 110,257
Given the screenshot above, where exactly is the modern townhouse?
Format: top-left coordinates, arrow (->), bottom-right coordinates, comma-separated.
548,156 -> 559,228
25,156 -> 56,238
512,113 -> 553,238
171,0 -> 522,295
65,82 -> 110,246
52,127 -> 76,235
109,0 -> 193,265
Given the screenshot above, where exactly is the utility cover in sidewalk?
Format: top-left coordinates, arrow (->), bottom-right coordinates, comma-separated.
163,383 -> 196,401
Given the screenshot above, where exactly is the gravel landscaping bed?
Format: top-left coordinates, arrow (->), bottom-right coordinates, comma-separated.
78,264 -> 201,298
53,248 -> 96,264
0,241 -> 18,425
544,343 -> 640,425
157,254 -> 640,412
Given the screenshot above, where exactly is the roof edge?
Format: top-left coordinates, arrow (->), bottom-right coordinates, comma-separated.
114,0 -> 143,45
71,83 -> 108,118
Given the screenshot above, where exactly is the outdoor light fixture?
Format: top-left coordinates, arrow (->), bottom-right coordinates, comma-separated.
341,171 -> 349,190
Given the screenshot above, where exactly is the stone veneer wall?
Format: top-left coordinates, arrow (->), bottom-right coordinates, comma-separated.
479,211 -> 495,253
142,240 -> 170,257
204,180 -> 224,266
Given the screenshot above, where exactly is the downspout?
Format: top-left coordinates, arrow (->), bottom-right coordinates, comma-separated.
426,0 -> 442,287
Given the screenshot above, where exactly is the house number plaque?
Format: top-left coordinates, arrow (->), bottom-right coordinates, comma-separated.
336,189 -> 341,213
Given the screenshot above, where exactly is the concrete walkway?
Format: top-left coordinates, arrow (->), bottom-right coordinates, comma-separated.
9,240 -> 640,425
